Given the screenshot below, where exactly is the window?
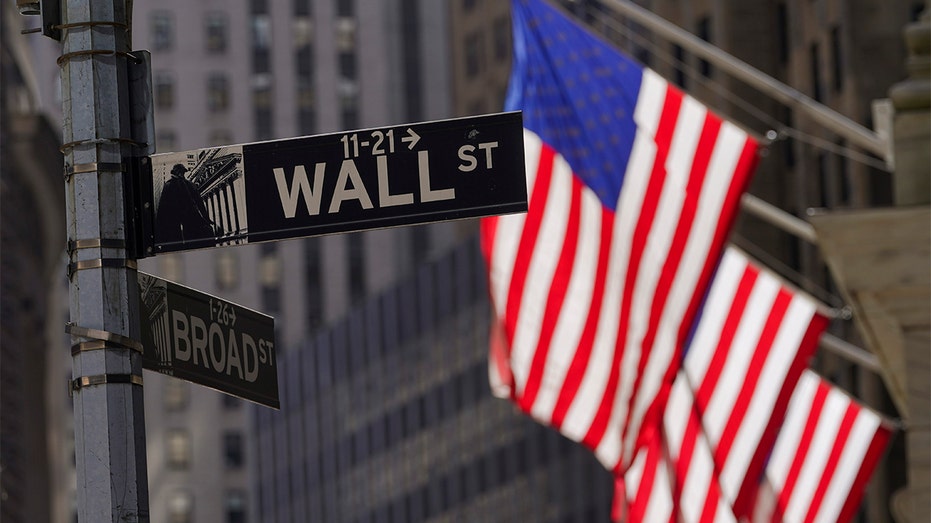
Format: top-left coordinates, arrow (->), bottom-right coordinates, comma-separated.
260,244 -> 280,313
338,52 -> 357,80
252,16 -> 272,73
294,0 -> 312,16
154,72 -> 174,110
167,429 -> 191,469
253,80 -> 274,140
777,2 -> 789,65
297,81 -> 315,135
336,0 -> 354,18
159,253 -> 184,281
294,19 -> 314,78
205,12 -> 228,54
207,73 -> 230,113
830,26 -> 843,93
251,0 -> 268,14
697,17 -> 712,77
225,490 -> 247,523
164,379 -> 188,411
339,82 -> 358,129
464,31 -> 484,78
348,233 -> 365,303
223,431 -> 245,469
493,17 -> 509,62
810,43 -> 824,102
400,0 -> 422,121
673,44 -> 686,88
156,130 -> 177,152
215,250 -> 239,289
209,129 -> 233,147
152,11 -> 173,52
223,394 -> 242,409
335,18 -> 356,51
168,491 -> 193,523
305,240 -> 323,327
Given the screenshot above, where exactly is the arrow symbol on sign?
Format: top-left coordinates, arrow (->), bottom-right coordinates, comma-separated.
401,128 -> 420,150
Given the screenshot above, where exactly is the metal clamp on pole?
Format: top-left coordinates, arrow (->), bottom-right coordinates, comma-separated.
67,258 -> 137,280
66,323 -> 143,355
59,137 -> 146,154
56,48 -> 141,67
64,161 -> 124,182
68,238 -> 126,253
70,373 -> 144,397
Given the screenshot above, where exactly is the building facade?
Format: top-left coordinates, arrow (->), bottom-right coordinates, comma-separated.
13,0 -> 919,521
0,3 -> 67,522
23,0 -> 495,521
254,238 -> 615,522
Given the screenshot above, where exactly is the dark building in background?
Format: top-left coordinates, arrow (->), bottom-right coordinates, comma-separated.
253,1 -> 918,521
5,0 -> 917,521
255,238 -> 615,522
0,3 -> 66,522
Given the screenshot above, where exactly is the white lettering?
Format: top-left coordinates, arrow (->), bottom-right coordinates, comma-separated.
209,322 -> 226,373
191,315 -> 208,367
478,141 -> 499,168
226,331 -> 244,379
258,339 -> 268,364
418,150 -> 455,203
273,164 -> 326,218
243,334 -> 259,382
172,310 -> 191,362
377,155 -> 414,207
458,145 -> 478,172
329,159 -> 374,213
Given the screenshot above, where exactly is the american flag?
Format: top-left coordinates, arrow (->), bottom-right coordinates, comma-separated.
680,248 -> 828,517
623,247 -> 830,522
750,370 -> 893,523
482,0 -> 757,473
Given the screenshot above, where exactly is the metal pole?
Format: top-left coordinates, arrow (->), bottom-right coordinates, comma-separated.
59,0 -> 149,521
599,0 -> 888,160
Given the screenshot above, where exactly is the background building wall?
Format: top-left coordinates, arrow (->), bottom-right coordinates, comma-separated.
0,3 -> 67,522
4,0 -> 918,521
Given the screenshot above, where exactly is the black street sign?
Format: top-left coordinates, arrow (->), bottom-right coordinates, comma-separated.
139,111 -> 527,256
138,272 -> 279,409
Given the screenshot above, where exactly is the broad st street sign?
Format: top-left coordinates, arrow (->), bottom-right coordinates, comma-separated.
138,272 -> 279,408
139,111 -> 527,256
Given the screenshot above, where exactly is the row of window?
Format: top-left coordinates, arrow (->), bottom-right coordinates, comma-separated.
165,429 -> 245,471
163,379 -> 243,412
151,11 -> 228,54
167,489 -> 246,523
463,18 -> 510,79
310,360 -> 488,472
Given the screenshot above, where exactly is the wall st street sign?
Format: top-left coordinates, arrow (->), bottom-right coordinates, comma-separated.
138,272 -> 279,409
138,111 -> 527,256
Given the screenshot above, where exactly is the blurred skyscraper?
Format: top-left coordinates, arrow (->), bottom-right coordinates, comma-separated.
7,0 -> 919,521
0,3 -> 66,522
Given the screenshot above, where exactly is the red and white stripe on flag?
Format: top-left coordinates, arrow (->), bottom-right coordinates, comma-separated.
750,370 -> 893,523
482,71 -> 757,471
682,247 -> 829,517
620,247 -> 828,522
625,373 -> 739,523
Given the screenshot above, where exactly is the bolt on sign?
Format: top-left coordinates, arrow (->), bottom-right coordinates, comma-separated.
137,111 -> 528,256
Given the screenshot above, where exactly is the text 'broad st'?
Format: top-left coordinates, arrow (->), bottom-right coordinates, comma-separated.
139,272 -> 279,409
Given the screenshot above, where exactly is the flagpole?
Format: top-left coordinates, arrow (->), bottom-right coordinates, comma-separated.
597,0 -> 888,160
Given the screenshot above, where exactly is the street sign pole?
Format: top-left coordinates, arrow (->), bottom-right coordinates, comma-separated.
59,0 -> 149,521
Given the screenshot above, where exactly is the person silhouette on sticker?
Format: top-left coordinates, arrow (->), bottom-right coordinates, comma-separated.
155,163 -> 219,245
